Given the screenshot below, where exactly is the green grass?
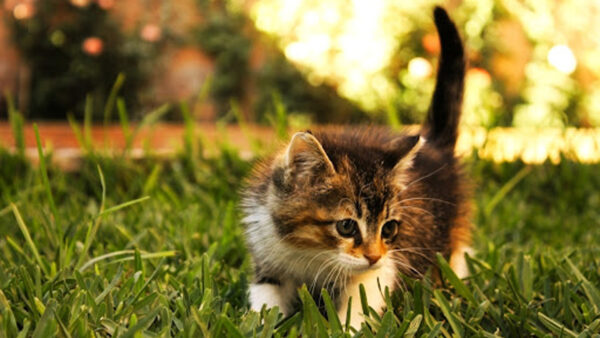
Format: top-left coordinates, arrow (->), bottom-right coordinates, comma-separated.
1,129 -> 600,336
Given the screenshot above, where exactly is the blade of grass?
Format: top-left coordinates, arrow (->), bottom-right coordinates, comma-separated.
320,289 -> 343,333
78,250 -> 176,272
436,253 -> 476,304
99,196 -> 150,216
74,165 -> 107,270
84,94 -> 93,152
31,300 -> 57,338
385,101 -> 401,130
266,92 -> 289,141
484,165 -> 531,216
565,258 -> 600,315
404,314 -> 423,337
33,124 -> 62,237
120,307 -> 162,338
117,98 -> 132,153
5,235 -> 29,260
94,266 -> 124,304
104,73 -> 126,126
433,290 -> 463,336
0,203 -> 16,217
17,321 -> 32,338
0,290 -> 18,335
219,315 -> 244,338
6,91 -> 25,157
537,312 -> 577,337
67,114 -> 89,152
344,296 -> 352,332
360,283 -> 370,317
180,101 -> 198,158
125,103 -> 171,154
11,203 -> 48,275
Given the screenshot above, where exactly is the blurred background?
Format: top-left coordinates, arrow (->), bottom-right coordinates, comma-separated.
1,0 -> 599,128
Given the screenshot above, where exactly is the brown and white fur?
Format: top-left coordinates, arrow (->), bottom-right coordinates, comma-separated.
242,7 -> 471,329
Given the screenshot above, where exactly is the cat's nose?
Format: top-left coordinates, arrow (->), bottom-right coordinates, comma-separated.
364,254 -> 381,266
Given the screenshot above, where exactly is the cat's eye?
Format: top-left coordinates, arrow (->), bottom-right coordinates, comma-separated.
381,220 -> 400,239
336,219 -> 358,237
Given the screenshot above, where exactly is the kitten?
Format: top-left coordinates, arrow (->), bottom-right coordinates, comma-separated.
242,7 -> 471,328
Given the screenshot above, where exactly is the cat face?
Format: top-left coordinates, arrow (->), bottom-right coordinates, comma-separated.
264,129 -> 426,275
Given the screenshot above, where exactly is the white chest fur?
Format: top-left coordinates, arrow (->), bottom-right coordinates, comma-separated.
336,258 -> 397,329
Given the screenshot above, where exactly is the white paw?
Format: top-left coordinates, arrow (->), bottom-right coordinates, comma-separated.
449,246 -> 474,279
249,283 -> 291,315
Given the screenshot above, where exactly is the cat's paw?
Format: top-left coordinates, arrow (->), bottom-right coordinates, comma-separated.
249,283 -> 291,315
450,245 -> 474,279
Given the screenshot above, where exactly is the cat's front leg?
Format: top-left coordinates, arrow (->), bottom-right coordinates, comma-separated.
249,279 -> 295,315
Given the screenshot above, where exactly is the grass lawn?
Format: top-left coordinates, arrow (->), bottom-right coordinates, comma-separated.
1,124 -> 600,337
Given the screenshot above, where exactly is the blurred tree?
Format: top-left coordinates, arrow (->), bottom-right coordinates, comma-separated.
252,0 -> 600,127
196,1 -> 251,117
194,0 -> 367,123
6,0 -> 156,120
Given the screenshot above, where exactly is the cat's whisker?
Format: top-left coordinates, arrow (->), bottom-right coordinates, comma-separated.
394,212 -> 422,230
397,196 -> 455,206
388,247 -> 441,254
395,205 -> 436,218
316,258 -> 342,293
402,164 -> 448,191
309,256 -> 339,294
398,251 -> 435,265
389,247 -> 437,265
310,249 -> 336,266
331,267 -> 343,294
388,257 -> 424,278
321,262 -> 338,290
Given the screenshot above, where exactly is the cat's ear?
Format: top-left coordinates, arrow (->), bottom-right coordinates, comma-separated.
389,135 -> 423,174
284,132 -> 336,178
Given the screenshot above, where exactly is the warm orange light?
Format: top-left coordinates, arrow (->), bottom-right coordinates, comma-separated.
458,127 -> 600,164
13,3 -> 34,20
97,0 -> 114,10
82,37 -> 103,56
141,24 -> 162,42
70,0 -> 91,7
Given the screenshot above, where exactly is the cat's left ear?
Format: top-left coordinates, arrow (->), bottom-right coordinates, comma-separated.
389,135 -> 423,174
283,132 -> 336,178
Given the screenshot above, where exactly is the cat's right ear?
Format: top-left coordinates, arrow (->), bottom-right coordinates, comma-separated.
283,132 -> 336,181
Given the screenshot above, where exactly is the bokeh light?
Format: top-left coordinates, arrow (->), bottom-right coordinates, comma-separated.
141,24 -> 162,42
13,3 -> 34,20
70,0 -> 91,8
82,37 -> 103,56
547,45 -> 577,74
407,57 -> 432,79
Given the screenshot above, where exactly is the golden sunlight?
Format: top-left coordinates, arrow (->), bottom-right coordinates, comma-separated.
547,45 -> 577,74
457,127 -> 600,164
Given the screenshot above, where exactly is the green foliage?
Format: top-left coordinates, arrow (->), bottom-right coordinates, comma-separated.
196,8 -> 252,116
6,0 -> 155,120
193,2 -> 367,123
1,129 -> 600,335
255,54 -> 368,124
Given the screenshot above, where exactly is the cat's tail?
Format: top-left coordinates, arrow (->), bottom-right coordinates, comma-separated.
422,6 -> 466,149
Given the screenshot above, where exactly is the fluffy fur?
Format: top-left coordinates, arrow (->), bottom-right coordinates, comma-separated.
242,7 -> 471,328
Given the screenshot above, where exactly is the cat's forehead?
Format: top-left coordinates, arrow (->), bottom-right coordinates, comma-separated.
315,161 -> 392,222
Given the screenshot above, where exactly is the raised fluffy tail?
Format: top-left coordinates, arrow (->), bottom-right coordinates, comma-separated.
423,7 -> 466,149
